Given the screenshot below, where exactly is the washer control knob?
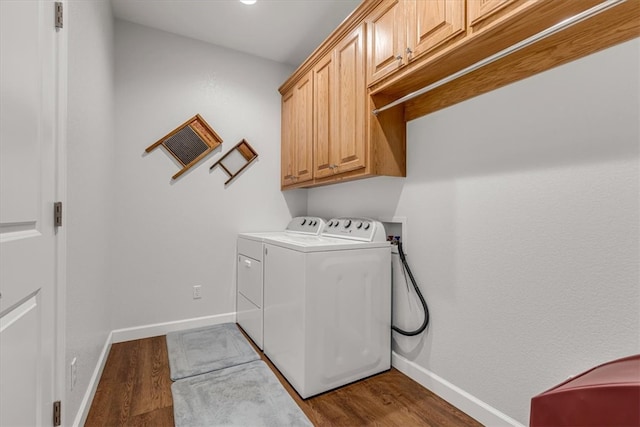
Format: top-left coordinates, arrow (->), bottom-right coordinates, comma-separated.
364,223 -> 371,230
334,221 -> 340,227
301,218 -> 307,225
344,219 -> 352,228
328,220 -> 334,227
356,222 -> 363,229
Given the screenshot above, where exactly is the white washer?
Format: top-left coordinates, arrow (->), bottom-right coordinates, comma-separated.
236,217 -> 326,350
262,217 -> 391,399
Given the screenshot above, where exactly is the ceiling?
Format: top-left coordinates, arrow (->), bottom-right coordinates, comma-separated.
111,0 -> 362,68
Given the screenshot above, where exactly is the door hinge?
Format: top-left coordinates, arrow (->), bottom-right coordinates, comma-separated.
54,202 -> 62,227
53,401 -> 61,426
55,2 -> 63,29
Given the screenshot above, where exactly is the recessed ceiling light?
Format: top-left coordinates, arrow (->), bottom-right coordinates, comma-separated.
240,0 -> 257,4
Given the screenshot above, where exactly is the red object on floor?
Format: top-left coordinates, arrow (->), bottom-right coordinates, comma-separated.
530,354 -> 640,427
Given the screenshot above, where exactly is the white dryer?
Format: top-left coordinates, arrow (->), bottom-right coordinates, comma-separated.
262,217 -> 391,399
236,217 -> 326,350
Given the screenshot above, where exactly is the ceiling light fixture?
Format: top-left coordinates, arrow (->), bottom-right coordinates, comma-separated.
240,0 -> 257,5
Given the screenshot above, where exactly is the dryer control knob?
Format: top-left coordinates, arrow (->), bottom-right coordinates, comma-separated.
364,223 -> 371,230
356,222 -> 363,229
301,219 -> 307,225
344,219 -> 352,228
328,220 -> 334,227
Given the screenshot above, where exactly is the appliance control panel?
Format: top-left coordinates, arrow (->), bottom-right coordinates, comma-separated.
285,216 -> 326,235
322,217 -> 387,242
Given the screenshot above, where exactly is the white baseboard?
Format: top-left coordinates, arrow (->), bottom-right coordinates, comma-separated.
72,331 -> 113,427
391,352 -> 524,427
111,312 -> 235,343
71,312 -> 236,426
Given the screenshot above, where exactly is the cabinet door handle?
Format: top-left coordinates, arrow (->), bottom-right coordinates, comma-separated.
395,54 -> 403,65
406,47 -> 413,58
244,259 -> 252,268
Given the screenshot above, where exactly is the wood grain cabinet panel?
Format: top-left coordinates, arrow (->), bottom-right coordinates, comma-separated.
367,0 -> 466,85
407,0 -> 465,59
333,24 -> 366,175
280,90 -> 294,187
280,72 -> 313,188
294,74 -> 314,183
311,25 -> 368,181
313,53 -> 334,179
367,0 -> 405,84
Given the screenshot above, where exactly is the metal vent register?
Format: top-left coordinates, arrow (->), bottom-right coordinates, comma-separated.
146,114 -> 222,179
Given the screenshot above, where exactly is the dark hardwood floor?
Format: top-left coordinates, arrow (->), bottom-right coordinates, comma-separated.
85,334 -> 482,426
86,336 -> 174,426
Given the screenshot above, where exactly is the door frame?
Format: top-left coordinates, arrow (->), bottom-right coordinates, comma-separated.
54,0 -> 68,423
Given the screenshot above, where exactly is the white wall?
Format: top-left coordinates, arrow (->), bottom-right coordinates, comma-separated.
111,20 -> 306,330
66,0 -> 115,423
308,38 -> 640,424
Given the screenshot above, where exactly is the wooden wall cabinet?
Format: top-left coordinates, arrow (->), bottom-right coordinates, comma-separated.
331,25 -> 366,176
312,53 -> 334,179
367,0 -> 405,84
367,0 -> 466,85
313,25 -> 366,179
407,0 -> 466,65
280,0 -> 637,189
281,72 -> 313,187
282,22 -> 405,190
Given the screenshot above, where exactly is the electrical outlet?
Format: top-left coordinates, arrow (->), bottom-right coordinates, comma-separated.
70,357 -> 77,390
193,285 -> 202,299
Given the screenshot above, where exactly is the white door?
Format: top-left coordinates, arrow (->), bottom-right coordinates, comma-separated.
1,0 -> 60,425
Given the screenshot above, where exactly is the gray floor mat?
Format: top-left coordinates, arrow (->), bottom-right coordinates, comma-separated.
166,323 -> 259,380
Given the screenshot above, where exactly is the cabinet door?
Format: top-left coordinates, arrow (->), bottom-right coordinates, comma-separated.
293,73 -> 314,183
313,53 -> 334,178
280,90 -> 295,187
407,0 -> 465,59
367,0 -> 405,84
468,0 -> 517,29
333,24 -> 366,175
281,73 -> 314,188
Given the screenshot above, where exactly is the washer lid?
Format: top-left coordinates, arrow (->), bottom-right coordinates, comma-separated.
238,217 -> 327,242
262,234 -> 390,252
238,231 -> 284,243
